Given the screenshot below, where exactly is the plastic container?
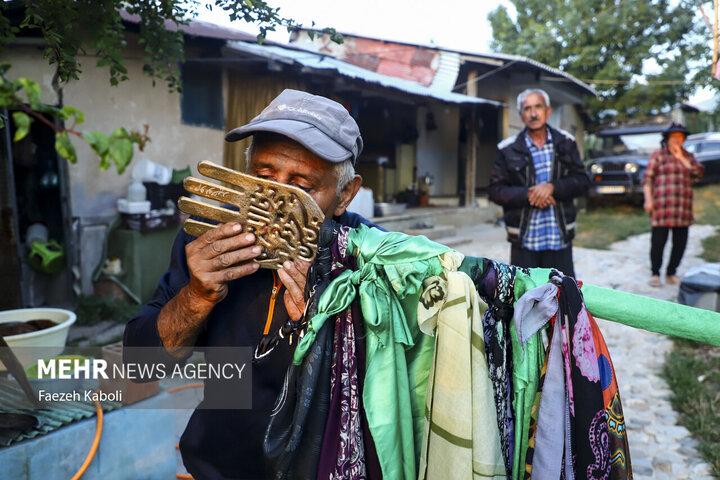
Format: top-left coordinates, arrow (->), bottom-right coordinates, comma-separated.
132,159 -> 172,185
0,308 -> 77,370
117,198 -> 151,214
128,180 -> 147,202
25,223 -> 48,246
27,240 -> 65,274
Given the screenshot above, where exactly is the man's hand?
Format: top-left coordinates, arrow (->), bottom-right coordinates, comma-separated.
277,259 -> 311,321
157,223 -> 261,357
185,222 -> 262,305
528,183 -> 556,209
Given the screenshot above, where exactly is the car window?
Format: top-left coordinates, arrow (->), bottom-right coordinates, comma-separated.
701,141 -> 720,153
600,133 -> 662,154
684,142 -> 699,153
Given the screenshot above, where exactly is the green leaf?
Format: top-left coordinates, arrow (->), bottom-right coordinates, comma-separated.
98,152 -> 111,171
55,132 -> 77,164
17,78 -> 41,109
82,130 -> 109,156
61,105 -> 85,124
12,111 -> 32,142
108,128 -> 133,174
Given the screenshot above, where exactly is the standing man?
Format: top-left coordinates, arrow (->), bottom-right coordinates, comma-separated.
643,122 -> 704,287
124,89 -> 379,479
489,88 -> 589,277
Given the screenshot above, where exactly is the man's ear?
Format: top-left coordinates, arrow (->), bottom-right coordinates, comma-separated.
333,175 -> 363,217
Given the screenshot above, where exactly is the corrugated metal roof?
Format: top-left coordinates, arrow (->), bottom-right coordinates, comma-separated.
459,51 -> 597,96
291,28 -> 596,97
225,41 -> 504,107
430,51 -> 461,91
0,381 -> 120,447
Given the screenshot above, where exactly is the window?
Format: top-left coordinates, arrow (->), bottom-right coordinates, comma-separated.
180,63 -> 224,130
701,141 -> 720,153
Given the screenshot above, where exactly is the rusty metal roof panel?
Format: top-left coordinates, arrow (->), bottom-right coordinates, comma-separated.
225,41 -> 505,107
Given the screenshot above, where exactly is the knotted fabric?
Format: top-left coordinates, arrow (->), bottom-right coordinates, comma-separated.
293,224 -> 451,480
515,275 -> 632,479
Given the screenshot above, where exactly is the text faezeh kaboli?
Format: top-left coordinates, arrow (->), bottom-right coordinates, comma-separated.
586,124 -> 666,204
39,389 -> 121,403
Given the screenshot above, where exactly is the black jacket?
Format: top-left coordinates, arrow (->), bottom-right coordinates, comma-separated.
488,126 -> 589,246
124,211 -> 382,480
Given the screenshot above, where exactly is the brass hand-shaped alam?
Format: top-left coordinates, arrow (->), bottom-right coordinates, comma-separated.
178,161 -> 325,270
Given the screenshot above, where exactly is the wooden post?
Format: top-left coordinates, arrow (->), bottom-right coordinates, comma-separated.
465,109 -> 478,207
465,70 -> 478,207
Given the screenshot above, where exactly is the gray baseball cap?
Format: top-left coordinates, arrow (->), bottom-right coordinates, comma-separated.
225,89 -> 363,164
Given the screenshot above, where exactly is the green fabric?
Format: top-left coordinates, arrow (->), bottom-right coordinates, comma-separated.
580,284 -> 720,346
293,225 -> 451,480
295,237 -> 720,480
510,268 -> 551,480
510,321 -> 545,480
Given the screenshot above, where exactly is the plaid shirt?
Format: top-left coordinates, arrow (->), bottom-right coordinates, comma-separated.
523,131 -> 568,251
643,147 -> 704,227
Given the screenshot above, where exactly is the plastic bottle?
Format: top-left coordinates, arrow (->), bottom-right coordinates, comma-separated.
127,180 -> 147,202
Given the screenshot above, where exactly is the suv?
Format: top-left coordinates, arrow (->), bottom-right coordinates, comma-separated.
586,125 -> 665,203
683,132 -> 720,185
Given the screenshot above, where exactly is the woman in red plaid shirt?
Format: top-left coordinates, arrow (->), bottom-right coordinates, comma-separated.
643,122 -> 705,287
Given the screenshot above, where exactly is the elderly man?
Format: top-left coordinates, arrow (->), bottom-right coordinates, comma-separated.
124,90 -> 379,479
489,88 -> 589,277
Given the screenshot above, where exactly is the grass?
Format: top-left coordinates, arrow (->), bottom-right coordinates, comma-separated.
575,184 -> 720,251
663,339 -> 720,477
574,204 -> 650,249
695,185 -> 720,262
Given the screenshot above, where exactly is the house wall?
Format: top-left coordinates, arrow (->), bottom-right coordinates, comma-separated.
416,104 -> 460,196
3,40 -> 227,221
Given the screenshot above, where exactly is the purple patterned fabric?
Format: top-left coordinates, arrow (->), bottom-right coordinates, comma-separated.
318,308 -> 367,479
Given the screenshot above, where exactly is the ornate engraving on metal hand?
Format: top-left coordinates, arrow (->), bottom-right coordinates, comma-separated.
178,161 -> 324,269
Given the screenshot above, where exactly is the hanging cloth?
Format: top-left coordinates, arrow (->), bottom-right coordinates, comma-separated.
516,274 -> 632,479
416,251 -> 506,479
293,224 -> 451,480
